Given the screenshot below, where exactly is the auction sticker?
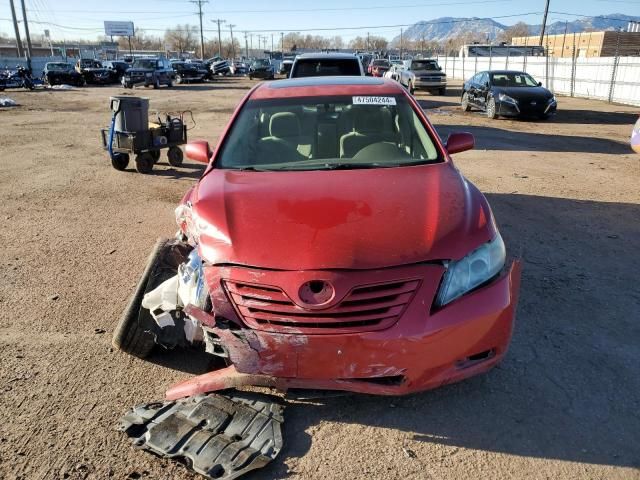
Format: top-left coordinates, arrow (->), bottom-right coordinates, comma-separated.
353,96 -> 397,106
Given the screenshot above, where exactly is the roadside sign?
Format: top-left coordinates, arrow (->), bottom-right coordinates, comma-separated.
104,21 -> 135,37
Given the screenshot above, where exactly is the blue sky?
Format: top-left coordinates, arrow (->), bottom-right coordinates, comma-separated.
0,0 -> 635,43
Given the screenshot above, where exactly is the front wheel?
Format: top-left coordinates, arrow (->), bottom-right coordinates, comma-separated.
175,74 -> 182,84
153,78 -> 160,89
111,153 -> 129,171
461,92 -> 471,111
167,146 -> 183,167
486,97 -> 498,119
135,152 -> 154,174
438,87 -> 446,96
407,80 -> 415,96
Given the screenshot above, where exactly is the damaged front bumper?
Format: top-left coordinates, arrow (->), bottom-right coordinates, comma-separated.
158,259 -> 521,399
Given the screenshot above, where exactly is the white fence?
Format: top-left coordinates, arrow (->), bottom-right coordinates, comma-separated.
435,55 -> 640,107
0,56 -> 69,74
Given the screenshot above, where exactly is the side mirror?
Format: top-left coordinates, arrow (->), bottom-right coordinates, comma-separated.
538,81 -> 542,87
484,81 -> 490,88
445,132 -> 475,155
185,140 -> 212,164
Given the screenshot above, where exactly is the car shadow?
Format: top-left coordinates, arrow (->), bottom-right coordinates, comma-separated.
243,193 -> 639,478
548,109 -> 638,125
416,98 -> 459,109
435,123 -> 631,154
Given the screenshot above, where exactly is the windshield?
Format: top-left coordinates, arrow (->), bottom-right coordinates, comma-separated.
293,59 -> 360,77
411,60 -> 439,71
217,95 -> 440,171
372,60 -> 390,67
133,59 -> 157,69
252,59 -> 270,67
490,72 -> 539,87
48,63 -> 71,71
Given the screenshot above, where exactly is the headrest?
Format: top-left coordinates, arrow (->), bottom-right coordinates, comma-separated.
269,112 -> 300,138
353,107 -> 393,134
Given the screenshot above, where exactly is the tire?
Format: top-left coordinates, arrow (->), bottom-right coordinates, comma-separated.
408,80 -> 415,96
175,74 -> 182,84
153,78 -> 160,89
167,146 -> 184,167
112,239 -> 191,358
249,75 -> 253,80
538,113 -> 550,121
167,79 -> 173,88
461,92 -> 471,111
135,152 -> 154,174
111,153 -> 129,171
486,97 -> 498,119
438,87 -> 446,96
150,150 -> 161,163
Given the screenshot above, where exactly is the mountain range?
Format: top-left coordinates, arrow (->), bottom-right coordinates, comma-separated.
395,14 -> 640,42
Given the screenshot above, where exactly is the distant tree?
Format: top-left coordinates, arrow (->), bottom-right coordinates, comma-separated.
164,24 -> 198,54
498,22 -> 530,43
118,28 -> 163,51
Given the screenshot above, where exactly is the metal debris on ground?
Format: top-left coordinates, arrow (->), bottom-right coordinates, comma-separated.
118,392 -> 284,480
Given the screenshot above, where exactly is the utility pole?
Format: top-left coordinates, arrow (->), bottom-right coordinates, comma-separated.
400,28 -> 404,58
367,32 -> 370,51
212,19 -> 226,57
9,0 -> 24,58
244,31 -> 249,58
19,0 -> 33,69
280,32 -> 284,53
539,0 -> 550,46
190,0 -> 208,59
249,34 -> 253,56
228,24 -> 236,58
271,34 -> 274,55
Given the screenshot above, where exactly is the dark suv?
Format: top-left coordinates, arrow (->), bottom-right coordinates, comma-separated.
103,61 -> 130,82
289,53 -> 364,78
122,58 -> 174,89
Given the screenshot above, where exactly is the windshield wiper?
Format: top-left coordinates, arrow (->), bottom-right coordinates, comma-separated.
323,163 -> 382,170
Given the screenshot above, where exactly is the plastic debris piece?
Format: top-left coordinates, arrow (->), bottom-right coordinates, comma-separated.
118,392 -> 284,480
0,97 -> 18,107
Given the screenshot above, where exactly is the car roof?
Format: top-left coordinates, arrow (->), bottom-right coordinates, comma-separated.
295,53 -> 359,60
250,76 -> 405,100
485,70 -> 528,75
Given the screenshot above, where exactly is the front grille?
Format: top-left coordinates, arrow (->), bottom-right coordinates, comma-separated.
420,76 -> 443,82
224,279 -> 421,334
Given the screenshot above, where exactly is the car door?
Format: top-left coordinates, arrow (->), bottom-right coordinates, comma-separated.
466,73 -> 480,105
476,72 -> 490,109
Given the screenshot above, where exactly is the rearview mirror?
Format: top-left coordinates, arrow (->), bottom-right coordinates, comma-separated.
185,140 -> 212,164
445,132 -> 475,155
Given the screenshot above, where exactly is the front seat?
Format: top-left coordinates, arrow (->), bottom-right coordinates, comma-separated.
339,107 -> 395,158
258,112 -> 305,164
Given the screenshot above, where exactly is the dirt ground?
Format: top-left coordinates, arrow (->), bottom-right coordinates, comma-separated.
0,78 -> 638,480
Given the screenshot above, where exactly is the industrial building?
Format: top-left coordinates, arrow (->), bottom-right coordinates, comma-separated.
512,30 -> 640,58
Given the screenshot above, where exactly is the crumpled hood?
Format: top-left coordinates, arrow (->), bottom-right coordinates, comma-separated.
191,164 -> 496,270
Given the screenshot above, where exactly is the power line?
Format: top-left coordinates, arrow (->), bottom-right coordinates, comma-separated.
209,0 -> 511,13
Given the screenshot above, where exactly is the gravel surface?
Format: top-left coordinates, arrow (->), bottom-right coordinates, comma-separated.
0,78 -> 638,480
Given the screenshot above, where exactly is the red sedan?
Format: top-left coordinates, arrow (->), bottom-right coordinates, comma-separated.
116,76 -> 521,399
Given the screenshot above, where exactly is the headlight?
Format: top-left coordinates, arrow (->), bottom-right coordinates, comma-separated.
548,96 -> 557,104
498,93 -> 517,104
435,233 -> 506,307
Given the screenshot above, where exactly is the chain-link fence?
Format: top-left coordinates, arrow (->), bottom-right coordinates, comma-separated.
436,54 -> 640,107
